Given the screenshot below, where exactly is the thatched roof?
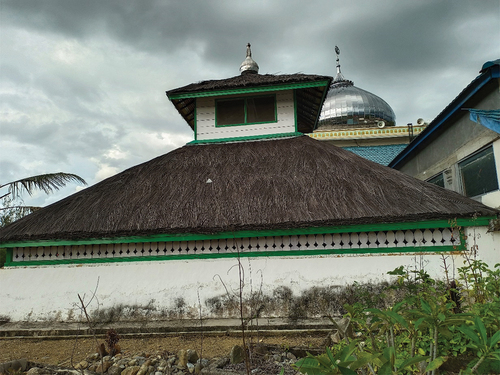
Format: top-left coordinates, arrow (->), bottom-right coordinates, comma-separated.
166,74 -> 332,133
0,136 -> 496,243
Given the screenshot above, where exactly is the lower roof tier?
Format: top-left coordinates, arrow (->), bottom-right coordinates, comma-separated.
0,136 -> 496,243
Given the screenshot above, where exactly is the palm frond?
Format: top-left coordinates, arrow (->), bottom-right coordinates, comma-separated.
0,173 -> 87,198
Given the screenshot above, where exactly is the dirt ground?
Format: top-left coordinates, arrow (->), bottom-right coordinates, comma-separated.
0,332 -> 325,367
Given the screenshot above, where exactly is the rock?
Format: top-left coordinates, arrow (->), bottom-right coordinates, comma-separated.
0,359 -> 28,374
136,360 -> 151,375
116,359 -> 129,367
230,345 -> 245,365
211,357 -> 229,369
121,365 -> 141,375
108,364 -> 124,375
186,349 -> 199,364
26,368 -> 51,375
155,372 -> 163,375
167,356 -> 176,366
75,360 -> 89,370
286,352 -> 297,361
177,349 -> 188,368
187,362 -> 195,373
96,360 -> 113,373
196,359 -> 209,367
87,353 -> 100,361
194,363 -> 203,374
128,359 -> 138,366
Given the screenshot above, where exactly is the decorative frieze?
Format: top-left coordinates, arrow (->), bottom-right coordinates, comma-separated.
309,124 -> 426,140
10,227 -> 461,263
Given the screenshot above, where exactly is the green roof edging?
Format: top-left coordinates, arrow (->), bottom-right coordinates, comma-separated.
1,217 -> 491,249
188,132 -> 303,145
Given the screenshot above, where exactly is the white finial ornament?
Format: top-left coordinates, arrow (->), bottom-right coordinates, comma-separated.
239,43 -> 259,75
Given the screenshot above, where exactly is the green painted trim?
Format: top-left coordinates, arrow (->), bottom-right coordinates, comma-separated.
214,94 -> 277,128
4,244 -> 464,267
1,217 -> 488,249
187,132 -> 303,145
168,81 -> 331,100
5,248 -> 13,267
293,90 -> 298,133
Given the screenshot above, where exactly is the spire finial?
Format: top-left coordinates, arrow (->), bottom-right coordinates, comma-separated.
334,45 -> 345,82
240,42 -> 259,75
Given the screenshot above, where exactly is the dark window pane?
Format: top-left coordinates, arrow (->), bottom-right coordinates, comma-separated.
246,96 -> 275,123
217,99 -> 245,126
459,147 -> 498,197
428,173 -> 444,188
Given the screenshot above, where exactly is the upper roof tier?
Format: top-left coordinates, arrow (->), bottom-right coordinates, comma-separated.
167,44 -> 332,137
167,73 -> 332,135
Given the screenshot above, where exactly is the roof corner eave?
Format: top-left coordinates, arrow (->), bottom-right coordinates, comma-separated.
389,65 -> 500,169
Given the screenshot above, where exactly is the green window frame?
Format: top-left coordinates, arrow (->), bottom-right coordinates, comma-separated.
215,95 -> 277,127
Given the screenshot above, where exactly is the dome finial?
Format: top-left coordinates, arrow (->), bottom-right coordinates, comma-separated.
240,43 -> 259,75
334,45 -> 345,82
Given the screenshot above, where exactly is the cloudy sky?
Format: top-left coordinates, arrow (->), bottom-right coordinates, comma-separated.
1,0 -> 499,208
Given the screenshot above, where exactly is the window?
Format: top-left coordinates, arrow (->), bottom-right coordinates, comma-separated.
427,172 -> 445,188
459,146 -> 498,197
216,95 -> 276,126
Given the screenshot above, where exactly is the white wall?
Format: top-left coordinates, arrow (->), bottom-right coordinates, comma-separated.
1,225 -> 498,322
195,90 -> 295,141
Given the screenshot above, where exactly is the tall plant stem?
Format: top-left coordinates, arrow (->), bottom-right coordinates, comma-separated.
431,327 -> 438,375
236,247 -> 251,375
471,355 -> 486,373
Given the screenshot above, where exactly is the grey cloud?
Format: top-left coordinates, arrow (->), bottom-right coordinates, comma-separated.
1,0 -> 499,208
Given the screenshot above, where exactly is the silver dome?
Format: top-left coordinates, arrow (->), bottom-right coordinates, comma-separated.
318,46 -> 396,129
318,82 -> 396,129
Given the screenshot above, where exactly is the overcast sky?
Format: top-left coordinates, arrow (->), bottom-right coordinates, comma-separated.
1,0 -> 499,207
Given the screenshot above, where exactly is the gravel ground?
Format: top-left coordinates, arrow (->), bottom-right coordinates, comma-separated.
0,332 -> 325,367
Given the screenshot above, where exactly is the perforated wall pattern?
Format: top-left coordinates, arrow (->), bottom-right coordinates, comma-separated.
11,227 -> 461,263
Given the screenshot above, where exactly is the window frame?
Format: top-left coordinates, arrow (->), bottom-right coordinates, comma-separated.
426,172 -> 445,188
458,145 -> 499,198
215,94 -> 277,127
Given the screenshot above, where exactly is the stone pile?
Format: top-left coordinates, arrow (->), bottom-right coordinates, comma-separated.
0,344 -> 307,375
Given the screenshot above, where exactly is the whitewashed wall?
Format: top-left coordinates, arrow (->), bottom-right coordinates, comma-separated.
196,90 -> 295,141
0,225 -> 498,322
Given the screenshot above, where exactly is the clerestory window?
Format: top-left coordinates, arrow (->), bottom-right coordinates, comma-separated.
216,95 -> 276,126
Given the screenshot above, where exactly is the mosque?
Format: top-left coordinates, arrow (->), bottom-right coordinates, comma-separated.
309,46 -> 427,166
0,44 -> 496,323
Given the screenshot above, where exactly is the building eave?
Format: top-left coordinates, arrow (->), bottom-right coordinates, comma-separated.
389,64 -> 500,169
